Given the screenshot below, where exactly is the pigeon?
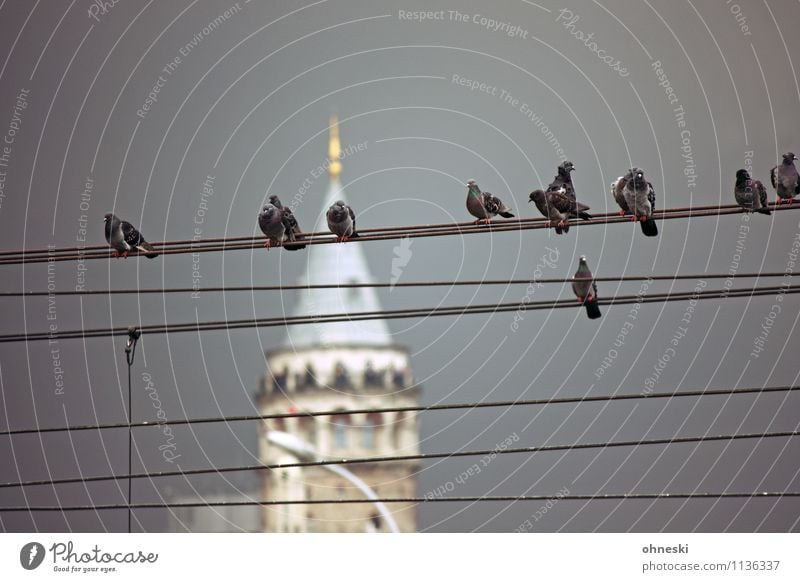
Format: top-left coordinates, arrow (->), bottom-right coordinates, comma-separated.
572,255 -> 601,320
268,194 -> 284,209
465,180 -> 514,224
770,152 -> 800,204
258,203 -> 286,250
734,169 -> 771,215
547,161 -> 577,201
528,188 -> 592,234
619,168 -> 658,237
610,176 -> 631,216
268,194 -> 306,250
327,200 -> 359,242
103,213 -> 158,258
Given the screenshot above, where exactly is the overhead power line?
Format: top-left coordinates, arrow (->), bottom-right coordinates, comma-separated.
0,282 -> 797,343
3,492 -> 797,512
2,429 -> 797,490
0,202 -> 795,266
3,271 -> 798,298
2,384 -> 797,438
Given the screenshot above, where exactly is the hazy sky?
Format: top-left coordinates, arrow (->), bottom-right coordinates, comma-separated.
1,0 -> 800,532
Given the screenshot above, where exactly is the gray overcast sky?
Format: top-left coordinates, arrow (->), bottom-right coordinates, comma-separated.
1,0 -> 800,532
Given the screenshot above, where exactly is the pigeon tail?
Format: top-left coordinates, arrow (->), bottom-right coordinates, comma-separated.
640,219 -> 658,237
137,241 -> 159,259
498,211 -> 515,218
756,207 -> 772,216
583,297 -> 602,319
282,228 -> 307,251
577,211 -> 592,220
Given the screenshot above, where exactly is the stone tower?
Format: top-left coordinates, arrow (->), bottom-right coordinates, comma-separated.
257,116 -> 420,532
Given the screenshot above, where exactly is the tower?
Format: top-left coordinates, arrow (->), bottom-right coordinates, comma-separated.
257,116 -> 420,532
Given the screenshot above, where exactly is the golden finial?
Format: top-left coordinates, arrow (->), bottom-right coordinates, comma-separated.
328,114 -> 342,179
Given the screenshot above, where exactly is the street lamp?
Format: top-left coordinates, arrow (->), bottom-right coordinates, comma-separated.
265,430 -> 400,533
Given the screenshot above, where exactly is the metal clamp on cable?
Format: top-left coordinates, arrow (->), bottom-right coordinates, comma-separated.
125,326 -> 140,366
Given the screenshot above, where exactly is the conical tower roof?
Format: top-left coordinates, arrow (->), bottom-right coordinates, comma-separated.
283,116 -> 392,349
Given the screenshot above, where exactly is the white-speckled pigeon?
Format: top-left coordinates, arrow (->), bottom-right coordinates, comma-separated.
465,180 -> 514,224
734,170 -> 771,215
572,255 -> 601,320
103,213 -> 158,258
547,161 -> 576,201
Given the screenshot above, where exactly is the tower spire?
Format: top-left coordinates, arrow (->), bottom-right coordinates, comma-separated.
328,114 -> 342,180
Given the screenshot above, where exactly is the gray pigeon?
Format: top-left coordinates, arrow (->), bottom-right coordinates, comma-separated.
327,200 -> 359,242
611,176 -> 632,216
528,188 -> 591,234
770,152 -> 800,204
465,180 -> 514,224
258,203 -> 285,250
734,170 -> 770,215
572,255 -> 601,320
547,161 -> 576,201
620,168 -> 658,237
268,194 -> 306,250
103,213 -> 158,258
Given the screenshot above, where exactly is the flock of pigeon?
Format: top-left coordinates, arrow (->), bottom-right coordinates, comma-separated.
102,152 -> 800,321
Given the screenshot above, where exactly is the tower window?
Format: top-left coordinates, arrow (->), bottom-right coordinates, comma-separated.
362,420 -> 374,449
394,413 -> 405,449
332,362 -> 351,388
333,416 -> 349,448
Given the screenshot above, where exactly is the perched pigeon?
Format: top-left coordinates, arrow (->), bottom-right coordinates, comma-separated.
610,176 -> 631,216
465,180 -> 514,224
103,213 -> 158,258
268,194 -> 306,250
770,152 -> 800,204
572,255 -> 601,320
258,203 -> 286,250
268,194 -> 284,209
327,200 -> 359,242
547,161 -> 577,201
528,188 -> 591,234
734,170 -> 771,215
619,168 -> 658,237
